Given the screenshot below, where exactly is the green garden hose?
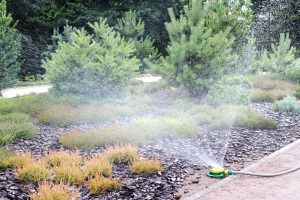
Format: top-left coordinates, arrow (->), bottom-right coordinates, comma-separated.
208,166 -> 300,179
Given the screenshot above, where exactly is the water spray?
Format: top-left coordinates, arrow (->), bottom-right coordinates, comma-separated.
208,166 -> 300,179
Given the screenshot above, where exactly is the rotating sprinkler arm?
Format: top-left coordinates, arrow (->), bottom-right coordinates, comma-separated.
208,165 -> 300,179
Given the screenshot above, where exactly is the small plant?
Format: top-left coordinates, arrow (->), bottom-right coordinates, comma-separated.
44,150 -> 82,167
273,96 -> 300,114
30,182 -> 79,200
131,159 -> 163,175
88,176 -> 121,195
54,164 -> 85,185
17,161 -> 51,183
0,148 -> 14,169
104,145 -> 138,164
294,88 -> 300,100
84,156 -> 112,178
3,153 -> 34,169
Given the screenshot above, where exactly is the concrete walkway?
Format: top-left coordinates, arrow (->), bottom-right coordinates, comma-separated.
1,85 -> 52,98
185,138 -> 300,200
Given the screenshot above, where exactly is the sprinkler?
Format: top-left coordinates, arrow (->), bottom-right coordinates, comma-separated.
208,165 -> 300,179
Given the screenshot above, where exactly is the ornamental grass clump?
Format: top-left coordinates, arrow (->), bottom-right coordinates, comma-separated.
131,159 -> 163,175
88,176 -> 121,195
30,182 -> 79,200
44,150 -> 82,167
273,96 -> 300,114
54,164 -> 85,185
3,153 -> 34,169
17,161 -> 51,183
84,156 -> 112,178
104,145 -> 138,164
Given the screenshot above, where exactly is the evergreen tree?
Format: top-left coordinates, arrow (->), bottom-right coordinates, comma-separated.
159,0 -> 237,97
43,18 -> 140,98
116,10 -> 159,73
0,0 -> 21,91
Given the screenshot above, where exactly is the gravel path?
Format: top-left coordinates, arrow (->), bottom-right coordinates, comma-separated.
0,103 -> 299,199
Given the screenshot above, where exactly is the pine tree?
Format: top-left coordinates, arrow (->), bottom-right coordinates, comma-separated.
116,10 -> 159,73
0,0 -> 21,91
159,0 -> 237,97
43,18 -> 140,98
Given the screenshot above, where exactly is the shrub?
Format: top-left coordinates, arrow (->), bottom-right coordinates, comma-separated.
294,88 -> 300,100
88,176 -> 121,195
273,96 -> 300,114
0,123 -> 37,146
54,164 -> 85,185
206,76 -> 251,105
0,0 -> 21,90
159,0 -> 241,96
43,18 -> 140,98
250,89 -> 287,103
0,148 -> 14,169
84,156 -> 112,178
44,151 -> 82,167
131,159 -> 163,175
17,162 -> 51,183
2,154 -> 33,169
30,182 -> 79,200
60,116 -> 198,149
104,145 -> 138,164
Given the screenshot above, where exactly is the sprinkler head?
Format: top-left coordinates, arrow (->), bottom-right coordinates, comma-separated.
207,167 -> 232,179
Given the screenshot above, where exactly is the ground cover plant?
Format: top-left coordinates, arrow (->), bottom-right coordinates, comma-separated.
248,75 -> 299,102
0,147 -> 162,197
131,159 -> 163,175
273,96 -> 300,114
59,116 -> 198,150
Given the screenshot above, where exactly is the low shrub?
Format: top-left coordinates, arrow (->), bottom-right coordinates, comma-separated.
2,154 -> 34,169
0,123 -> 37,146
104,145 -> 138,164
60,116 -> 198,149
44,151 -> 82,167
88,176 -> 121,195
294,88 -> 300,100
54,164 -> 85,185
131,159 -> 163,175
30,182 -> 79,200
17,162 -> 51,183
0,148 -> 14,169
273,96 -> 300,114
84,156 -> 112,178
206,76 -> 252,106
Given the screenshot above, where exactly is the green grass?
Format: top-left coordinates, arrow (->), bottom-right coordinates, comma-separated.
60,116 -> 198,149
0,113 -> 30,123
0,123 -> 37,146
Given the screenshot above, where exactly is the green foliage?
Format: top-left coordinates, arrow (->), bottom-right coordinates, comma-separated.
0,148 -> 13,169
0,0 -> 21,90
294,88 -> 300,100
0,123 -> 37,146
159,0 -> 238,96
116,10 -> 159,73
255,33 -> 300,82
0,113 -> 30,123
44,18 -> 140,98
206,76 -> 252,105
273,96 -> 300,114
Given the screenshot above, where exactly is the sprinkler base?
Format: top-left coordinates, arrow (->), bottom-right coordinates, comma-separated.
207,167 -> 232,179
